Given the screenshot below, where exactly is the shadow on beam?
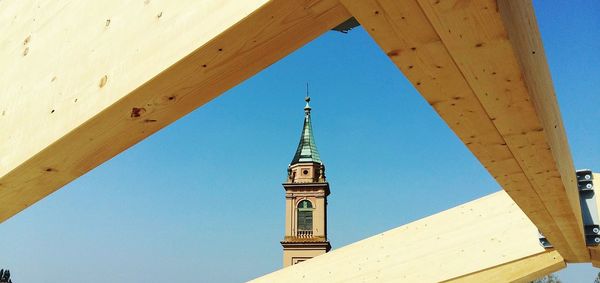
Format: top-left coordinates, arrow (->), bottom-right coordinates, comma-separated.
444,250 -> 564,283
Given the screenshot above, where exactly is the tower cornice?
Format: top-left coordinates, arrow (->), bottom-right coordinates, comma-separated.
282,182 -> 330,196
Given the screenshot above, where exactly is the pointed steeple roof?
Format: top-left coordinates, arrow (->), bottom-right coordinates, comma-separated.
291,96 -> 322,165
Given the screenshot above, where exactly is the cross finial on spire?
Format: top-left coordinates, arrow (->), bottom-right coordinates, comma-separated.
304,83 -> 311,114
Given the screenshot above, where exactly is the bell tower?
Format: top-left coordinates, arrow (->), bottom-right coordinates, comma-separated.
281,95 -> 331,267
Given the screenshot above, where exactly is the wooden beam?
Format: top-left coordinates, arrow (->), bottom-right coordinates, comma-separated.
251,191 -> 555,282
0,0 -> 351,222
341,0 -> 587,261
444,250 -> 565,283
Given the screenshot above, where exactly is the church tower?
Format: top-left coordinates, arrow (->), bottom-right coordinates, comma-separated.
281,95 -> 331,267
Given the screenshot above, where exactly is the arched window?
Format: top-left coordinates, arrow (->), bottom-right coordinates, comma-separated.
297,200 -> 313,232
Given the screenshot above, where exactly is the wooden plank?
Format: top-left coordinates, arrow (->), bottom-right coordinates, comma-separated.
0,0 -> 351,222
444,250 -> 565,283
250,191 -> 549,282
341,0 -> 587,261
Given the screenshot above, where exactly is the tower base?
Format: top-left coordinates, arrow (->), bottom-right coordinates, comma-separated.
281,239 -> 331,267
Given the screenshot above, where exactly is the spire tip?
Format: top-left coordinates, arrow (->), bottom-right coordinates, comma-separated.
304,83 -> 311,114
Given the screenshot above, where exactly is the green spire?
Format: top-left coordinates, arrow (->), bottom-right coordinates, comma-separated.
290,96 -> 322,165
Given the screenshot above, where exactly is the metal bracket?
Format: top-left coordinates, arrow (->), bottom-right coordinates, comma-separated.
538,232 -> 553,248
577,169 -> 600,245
539,169 -> 599,247
331,17 -> 360,34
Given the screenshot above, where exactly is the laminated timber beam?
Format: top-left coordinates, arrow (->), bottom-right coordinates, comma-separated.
341,0 -> 588,261
0,0 -> 351,222
250,191 -> 566,282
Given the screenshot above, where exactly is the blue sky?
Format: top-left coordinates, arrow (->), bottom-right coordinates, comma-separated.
1,1 -> 598,282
